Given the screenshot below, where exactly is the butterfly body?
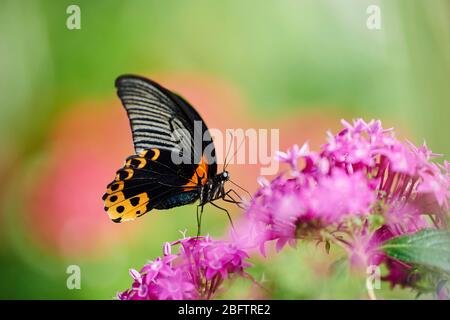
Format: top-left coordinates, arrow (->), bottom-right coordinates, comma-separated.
199,171 -> 229,206
103,75 -> 240,224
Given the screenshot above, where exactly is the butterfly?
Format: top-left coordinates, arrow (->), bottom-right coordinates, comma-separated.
102,75 -> 245,230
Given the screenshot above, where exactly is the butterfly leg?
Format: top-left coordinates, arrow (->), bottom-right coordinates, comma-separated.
222,189 -> 245,209
210,201 -> 235,230
227,189 -> 243,201
196,204 -> 204,239
227,189 -> 244,202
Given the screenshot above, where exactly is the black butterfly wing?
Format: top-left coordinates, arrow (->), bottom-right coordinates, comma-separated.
103,75 -> 216,223
115,75 -> 217,177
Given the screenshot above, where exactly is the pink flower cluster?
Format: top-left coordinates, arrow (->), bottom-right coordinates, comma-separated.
117,118 -> 448,299
117,236 -> 251,300
240,119 -> 449,286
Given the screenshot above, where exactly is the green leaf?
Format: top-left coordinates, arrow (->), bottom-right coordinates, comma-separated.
382,229 -> 450,274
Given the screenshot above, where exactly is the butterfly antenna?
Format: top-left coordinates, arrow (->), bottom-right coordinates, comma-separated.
223,131 -> 234,171
225,136 -> 245,171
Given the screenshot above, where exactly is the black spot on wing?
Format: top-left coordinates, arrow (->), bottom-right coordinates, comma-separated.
116,206 -> 125,213
130,197 -> 140,206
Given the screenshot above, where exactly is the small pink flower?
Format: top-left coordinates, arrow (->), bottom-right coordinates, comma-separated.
156,269 -> 197,300
275,143 -> 310,172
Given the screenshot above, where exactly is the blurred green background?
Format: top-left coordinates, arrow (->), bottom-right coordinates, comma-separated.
0,0 -> 449,299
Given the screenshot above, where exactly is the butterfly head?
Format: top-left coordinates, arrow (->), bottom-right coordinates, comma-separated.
209,170 -> 229,190
220,171 -> 230,182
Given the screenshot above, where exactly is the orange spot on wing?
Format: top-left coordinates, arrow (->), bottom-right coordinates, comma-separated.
150,148 -> 160,161
139,150 -> 149,157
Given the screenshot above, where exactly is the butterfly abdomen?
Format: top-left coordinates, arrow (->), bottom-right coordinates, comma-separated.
154,191 -> 199,209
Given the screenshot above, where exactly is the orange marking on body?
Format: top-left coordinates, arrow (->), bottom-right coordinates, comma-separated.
184,157 -> 209,190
